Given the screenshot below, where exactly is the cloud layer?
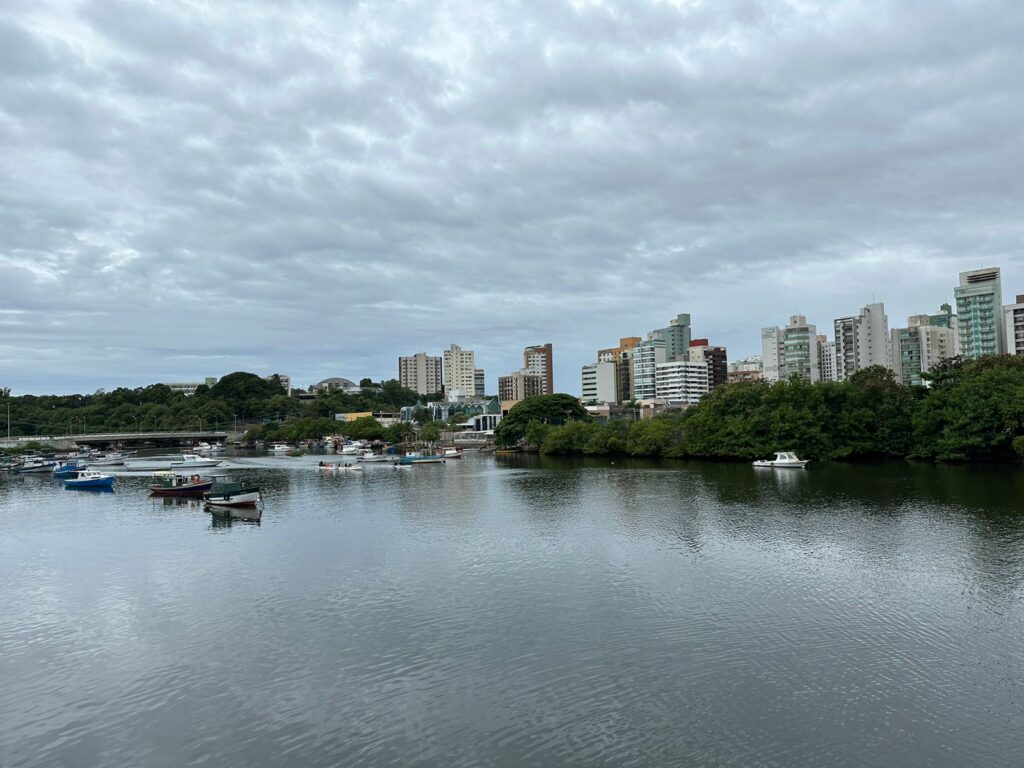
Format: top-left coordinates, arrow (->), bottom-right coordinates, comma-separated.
2,0 -> 1022,393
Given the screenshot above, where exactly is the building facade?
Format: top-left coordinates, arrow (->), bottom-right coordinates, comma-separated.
631,338 -> 667,400
474,368 -> 486,397
763,316 -> 818,382
687,339 -> 728,389
581,361 -> 618,403
833,302 -> 891,380
498,372 -> 545,414
443,344 -> 477,394
648,313 -> 692,362
955,267 -> 1005,358
523,343 -> 554,394
817,336 -> 837,382
398,352 -> 443,396
891,313 -> 959,386
761,327 -> 784,382
1004,295 -> 1024,356
654,360 -> 710,406
598,337 -> 642,403
728,356 -> 763,383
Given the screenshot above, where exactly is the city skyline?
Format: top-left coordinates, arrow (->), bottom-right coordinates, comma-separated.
2,2 -> 1023,395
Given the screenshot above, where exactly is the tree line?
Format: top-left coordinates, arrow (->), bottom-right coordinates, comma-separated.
496,357 -> 1024,463
0,372 -> 432,441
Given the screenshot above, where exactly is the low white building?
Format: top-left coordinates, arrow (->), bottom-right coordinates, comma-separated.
654,360 -> 710,406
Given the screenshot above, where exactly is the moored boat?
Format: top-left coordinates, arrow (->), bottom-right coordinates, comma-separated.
52,460 -> 86,478
204,478 -> 261,507
443,447 -> 463,459
13,458 -> 57,474
64,470 -> 115,490
149,472 -> 214,497
397,451 -> 446,465
269,442 -> 291,453
171,453 -> 222,468
752,451 -> 809,469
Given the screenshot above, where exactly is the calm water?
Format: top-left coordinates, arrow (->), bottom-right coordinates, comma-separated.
2,453 -> 1024,767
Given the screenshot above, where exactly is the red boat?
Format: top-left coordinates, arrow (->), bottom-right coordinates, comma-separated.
149,473 -> 213,497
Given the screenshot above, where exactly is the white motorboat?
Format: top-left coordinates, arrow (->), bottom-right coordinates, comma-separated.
270,442 -> 291,453
443,447 -> 463,459
339,444 -> 360,455
356,450 -> 391,463
89,451 -> 129,466
752,451 -> 809,469
171,453 -> 222,468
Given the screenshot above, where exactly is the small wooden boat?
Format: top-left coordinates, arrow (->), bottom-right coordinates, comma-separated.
494,449 -> 519,456
52,461 -> 86,478
204,479 -> 261,507
14,458 -> 57,474
443,447 -> 464,459
149,473 -> 213,497
64,470 -> 115,490
206,503 -> 262,522
397,451 -> 446,465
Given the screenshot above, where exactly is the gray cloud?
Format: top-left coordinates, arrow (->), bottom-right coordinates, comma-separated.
1,0 -> 1023,393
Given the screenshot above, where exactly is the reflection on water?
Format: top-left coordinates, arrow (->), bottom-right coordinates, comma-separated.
2,454 -> 1024,767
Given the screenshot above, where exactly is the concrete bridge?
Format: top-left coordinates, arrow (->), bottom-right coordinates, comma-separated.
0,430 -> 234,450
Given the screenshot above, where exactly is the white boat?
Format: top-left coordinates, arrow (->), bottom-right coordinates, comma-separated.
194,441 -> 212,451
356,450 -> 391,463
752,451 -> 809,469
339,444 -> 360,455
270,443 -> 291,453
443,447 -> 463,459
317,462 -> 363,472
89,451 -> 129,466
171,454 -> 222,468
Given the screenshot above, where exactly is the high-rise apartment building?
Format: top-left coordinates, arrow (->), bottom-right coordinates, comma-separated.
817,335 -> 837,382
523,343 -> 554,394
833,302 -> 891,380
1004,295 -> 1024,356
398,353 -> 443,396
654,360 -> 710,406
955,267 -> 1005,358
686,339 -> 728,389
598,337 -> 641,403
474,368 -> 486,397
631,338 -> 667,399
762,316 -> 818,382
498,372 -> 545,414
648,313 -> 692,362
443,343 -> 476,394
581,361 -> 618,403
761,327 -> 784,382
891,312 -> 959,386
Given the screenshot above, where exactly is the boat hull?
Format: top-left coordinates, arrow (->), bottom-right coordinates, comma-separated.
64,476 -> 115,490
204,490 -> 261,507
149,481 -> 214,497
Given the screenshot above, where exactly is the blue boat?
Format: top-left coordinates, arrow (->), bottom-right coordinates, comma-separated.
52,461 -> 86,478
64,470 -> 115,490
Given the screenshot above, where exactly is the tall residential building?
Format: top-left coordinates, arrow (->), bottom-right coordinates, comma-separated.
891,312 -> 959,386
398,352 -> 443,396
817,336 -> 837,382
631,338 -> 667,399
761,327 -> 784,382
655,360 -> 710,406
523,343 -> 554,394
648,313 -> 692,362
687,339 -> 728,389
498,372 -> 545,414
598,337 -> 642,403
762,315 -> 819,382
443,343 -> 476,394
474,368 -> 486,397
833,302 -> 891,380
955,267 -> 1005,358
581,361 -> 618,403
1005,295 -> 1024,355
783,315 -> 819,382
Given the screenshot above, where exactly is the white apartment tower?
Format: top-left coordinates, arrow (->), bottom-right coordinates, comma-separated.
654,360 -> 710,406
443,344 -> 476,394
581,361 -> 618,403
817,335 -> 837,383
762,315 -> 819,382
833,302 -> 892,380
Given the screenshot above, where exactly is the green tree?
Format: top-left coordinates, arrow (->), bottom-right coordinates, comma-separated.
420,422 -> 441,443
494,394 -> 590,447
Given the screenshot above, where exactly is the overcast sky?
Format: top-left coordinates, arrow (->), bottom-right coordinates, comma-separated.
2,0 -> 1022,395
